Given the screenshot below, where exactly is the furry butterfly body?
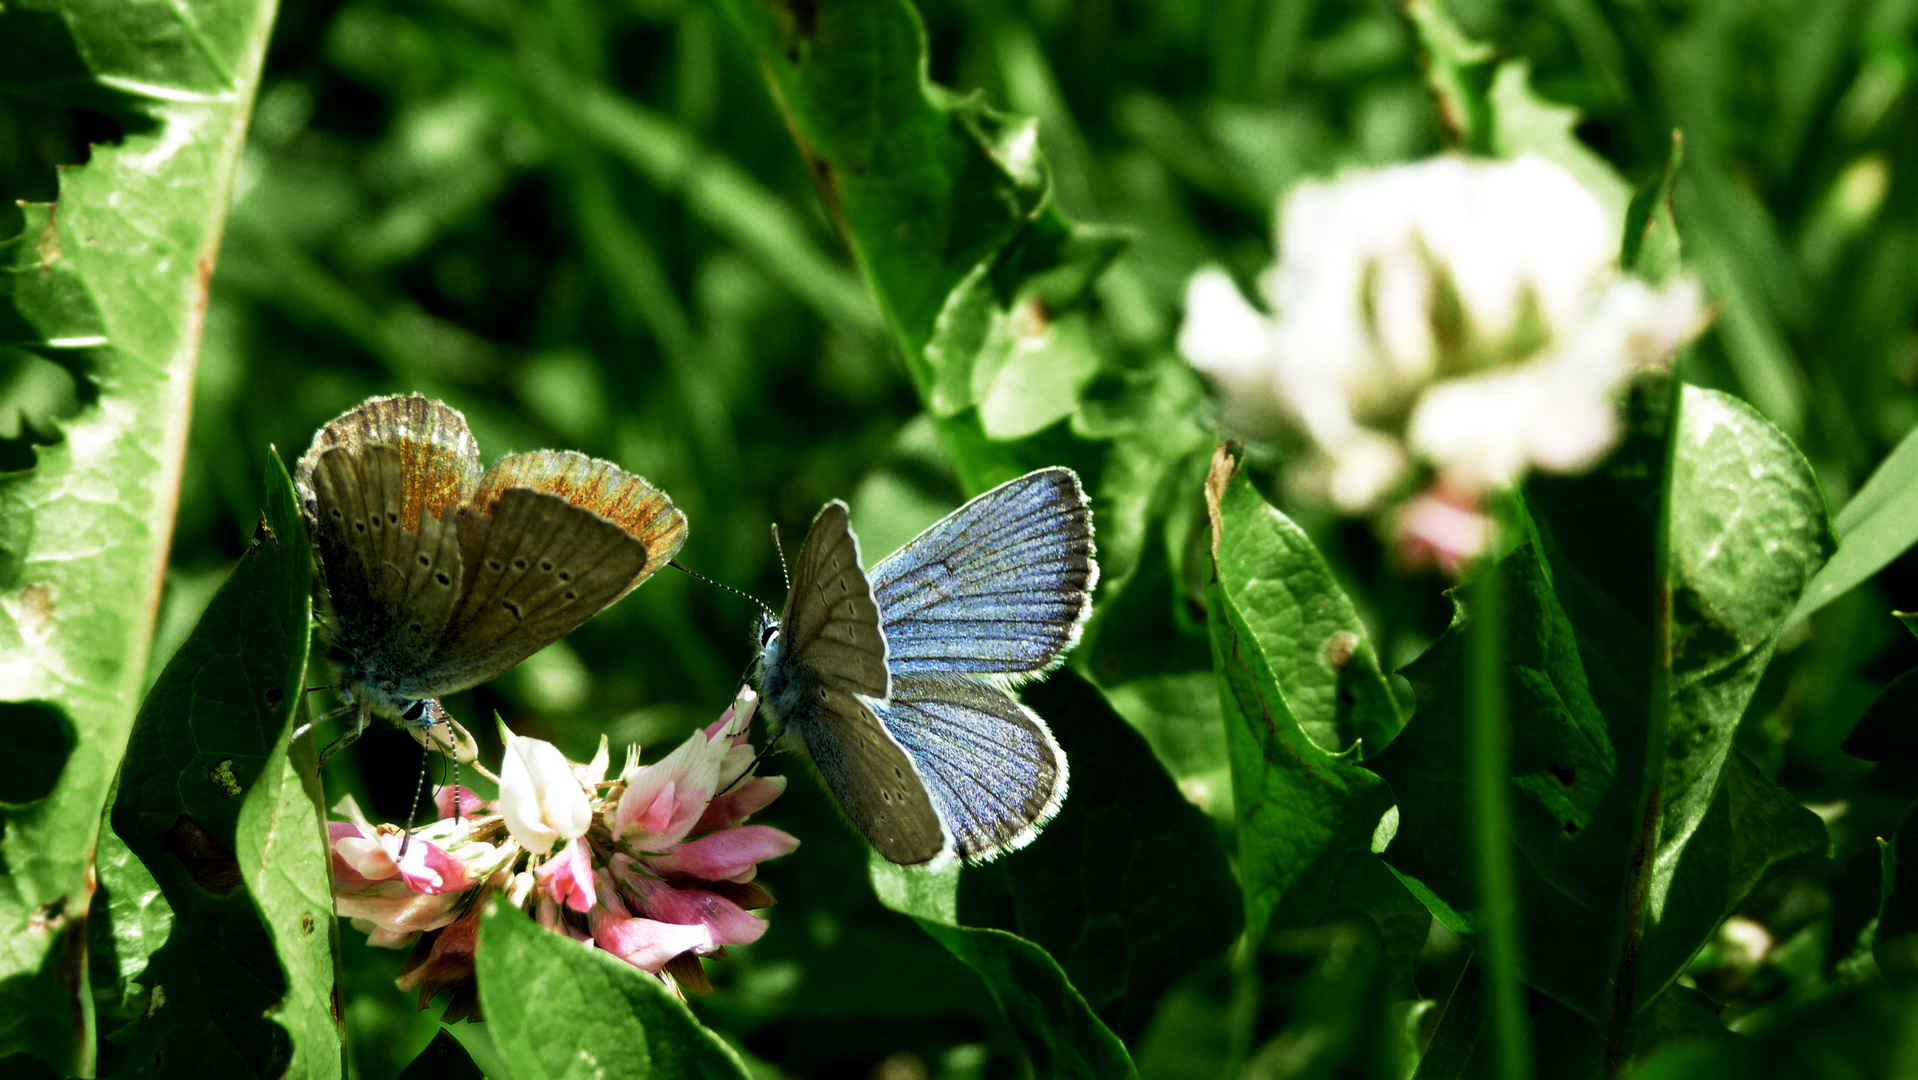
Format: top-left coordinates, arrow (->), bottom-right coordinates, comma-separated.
296,395 -> 687,760
757,468 -> 1096,866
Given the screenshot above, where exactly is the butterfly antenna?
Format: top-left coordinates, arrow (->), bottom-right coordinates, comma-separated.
668,560 -> 777,621
770,523 -> 790,591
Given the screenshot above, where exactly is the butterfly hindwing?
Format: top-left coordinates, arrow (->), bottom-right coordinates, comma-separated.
869,468 -> 1095,681
787,678 -> 949,865
871,672 -> 1067,861
301,441 -> 467,673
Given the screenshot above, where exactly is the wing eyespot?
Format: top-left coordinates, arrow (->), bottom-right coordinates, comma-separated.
512,557 -> 528,570
408,622 -> 423,633
353,520 -> 367,533
370,516 -> 382,529
487,559 -> 503,572
562,590 -> 577,601
434,572 -> 452,586
417,554 -> 430,566
387,512 -> 398,524
329,508 -> 343,520
501,599 -> 523,620
538,559 -> 554,572
557,570 -> 573,583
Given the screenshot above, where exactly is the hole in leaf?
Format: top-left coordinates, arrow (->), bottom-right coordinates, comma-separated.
0,700 -> 71,804
0,348 -> 88,473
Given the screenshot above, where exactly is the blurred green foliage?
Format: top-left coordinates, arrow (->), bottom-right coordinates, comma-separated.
7,0 -> 1918,1075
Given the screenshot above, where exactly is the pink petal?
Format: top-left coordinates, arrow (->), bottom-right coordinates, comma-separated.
395,839 -> 472,896
434,786 -> 486,820
337,890 -> 463,939
587,909 -> 715,973
638,782 -> 679,835
640,885 -> 767,946
650,826 -> 799,882
335,836 -> 399,883
692,776 -> 786,834
534,837 -> 597,914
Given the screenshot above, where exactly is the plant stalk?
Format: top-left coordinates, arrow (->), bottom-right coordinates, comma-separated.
1473,529 -> 1533,1080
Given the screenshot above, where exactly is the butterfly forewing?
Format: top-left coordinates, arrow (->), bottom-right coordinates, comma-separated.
406,450 -> 684,695
471,451 -> 688,592
872,672 -> 1067,861
415,489 -> 653,694
869,468 -> 1095,680
781,502 -> 889,701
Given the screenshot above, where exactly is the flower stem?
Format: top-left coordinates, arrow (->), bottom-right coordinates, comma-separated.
1472,538 -> 1533,1080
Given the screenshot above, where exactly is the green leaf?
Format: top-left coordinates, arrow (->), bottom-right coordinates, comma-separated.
871,857 -> 1133,1080
1240,921 -> 1413,1079
1370,382 -> 1832,1031
1403,0 -> 1495,153
103,452 -> 334,1077
1203,443 -> 1423,970
1622,131 -> 1686,281
1844,669 -> 1918,765
1788,419 -> 1918,628
474,899 -> 751,1080
1874,800 -> 1918,974
957,670 -> 1241,1041
710,0 -> 1211,596
1415,958 -> 1736,1079
1487,61 -> 1632,233
235,710 -> 344,1076
0,0 -> 277,1069
1631,976 -> 1918,1079
395,1029 -> 486,1080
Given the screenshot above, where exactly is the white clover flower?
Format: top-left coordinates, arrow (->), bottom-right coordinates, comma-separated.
498,727 -> 595,855
1179,153 -> 1709,560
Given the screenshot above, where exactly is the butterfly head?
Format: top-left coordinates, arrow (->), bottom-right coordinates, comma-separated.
752,611 -> 787,710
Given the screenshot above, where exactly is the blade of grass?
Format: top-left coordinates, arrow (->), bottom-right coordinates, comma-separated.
1787,420 -> 1918,627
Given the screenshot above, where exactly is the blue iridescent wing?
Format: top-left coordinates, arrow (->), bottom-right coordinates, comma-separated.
871,672 -> 1068,863
867,468 -> 1097,681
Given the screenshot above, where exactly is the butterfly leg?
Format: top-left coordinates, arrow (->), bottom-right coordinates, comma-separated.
317,704 -> 372,766
291,701 -> 354,743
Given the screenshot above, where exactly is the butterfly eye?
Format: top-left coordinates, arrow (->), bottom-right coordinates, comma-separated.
759,625 -> 779,647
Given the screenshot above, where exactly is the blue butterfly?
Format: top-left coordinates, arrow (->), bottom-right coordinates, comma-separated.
757,468 -> 1097,866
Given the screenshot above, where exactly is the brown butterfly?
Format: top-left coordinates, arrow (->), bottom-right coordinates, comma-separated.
293,395 -> 686,763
